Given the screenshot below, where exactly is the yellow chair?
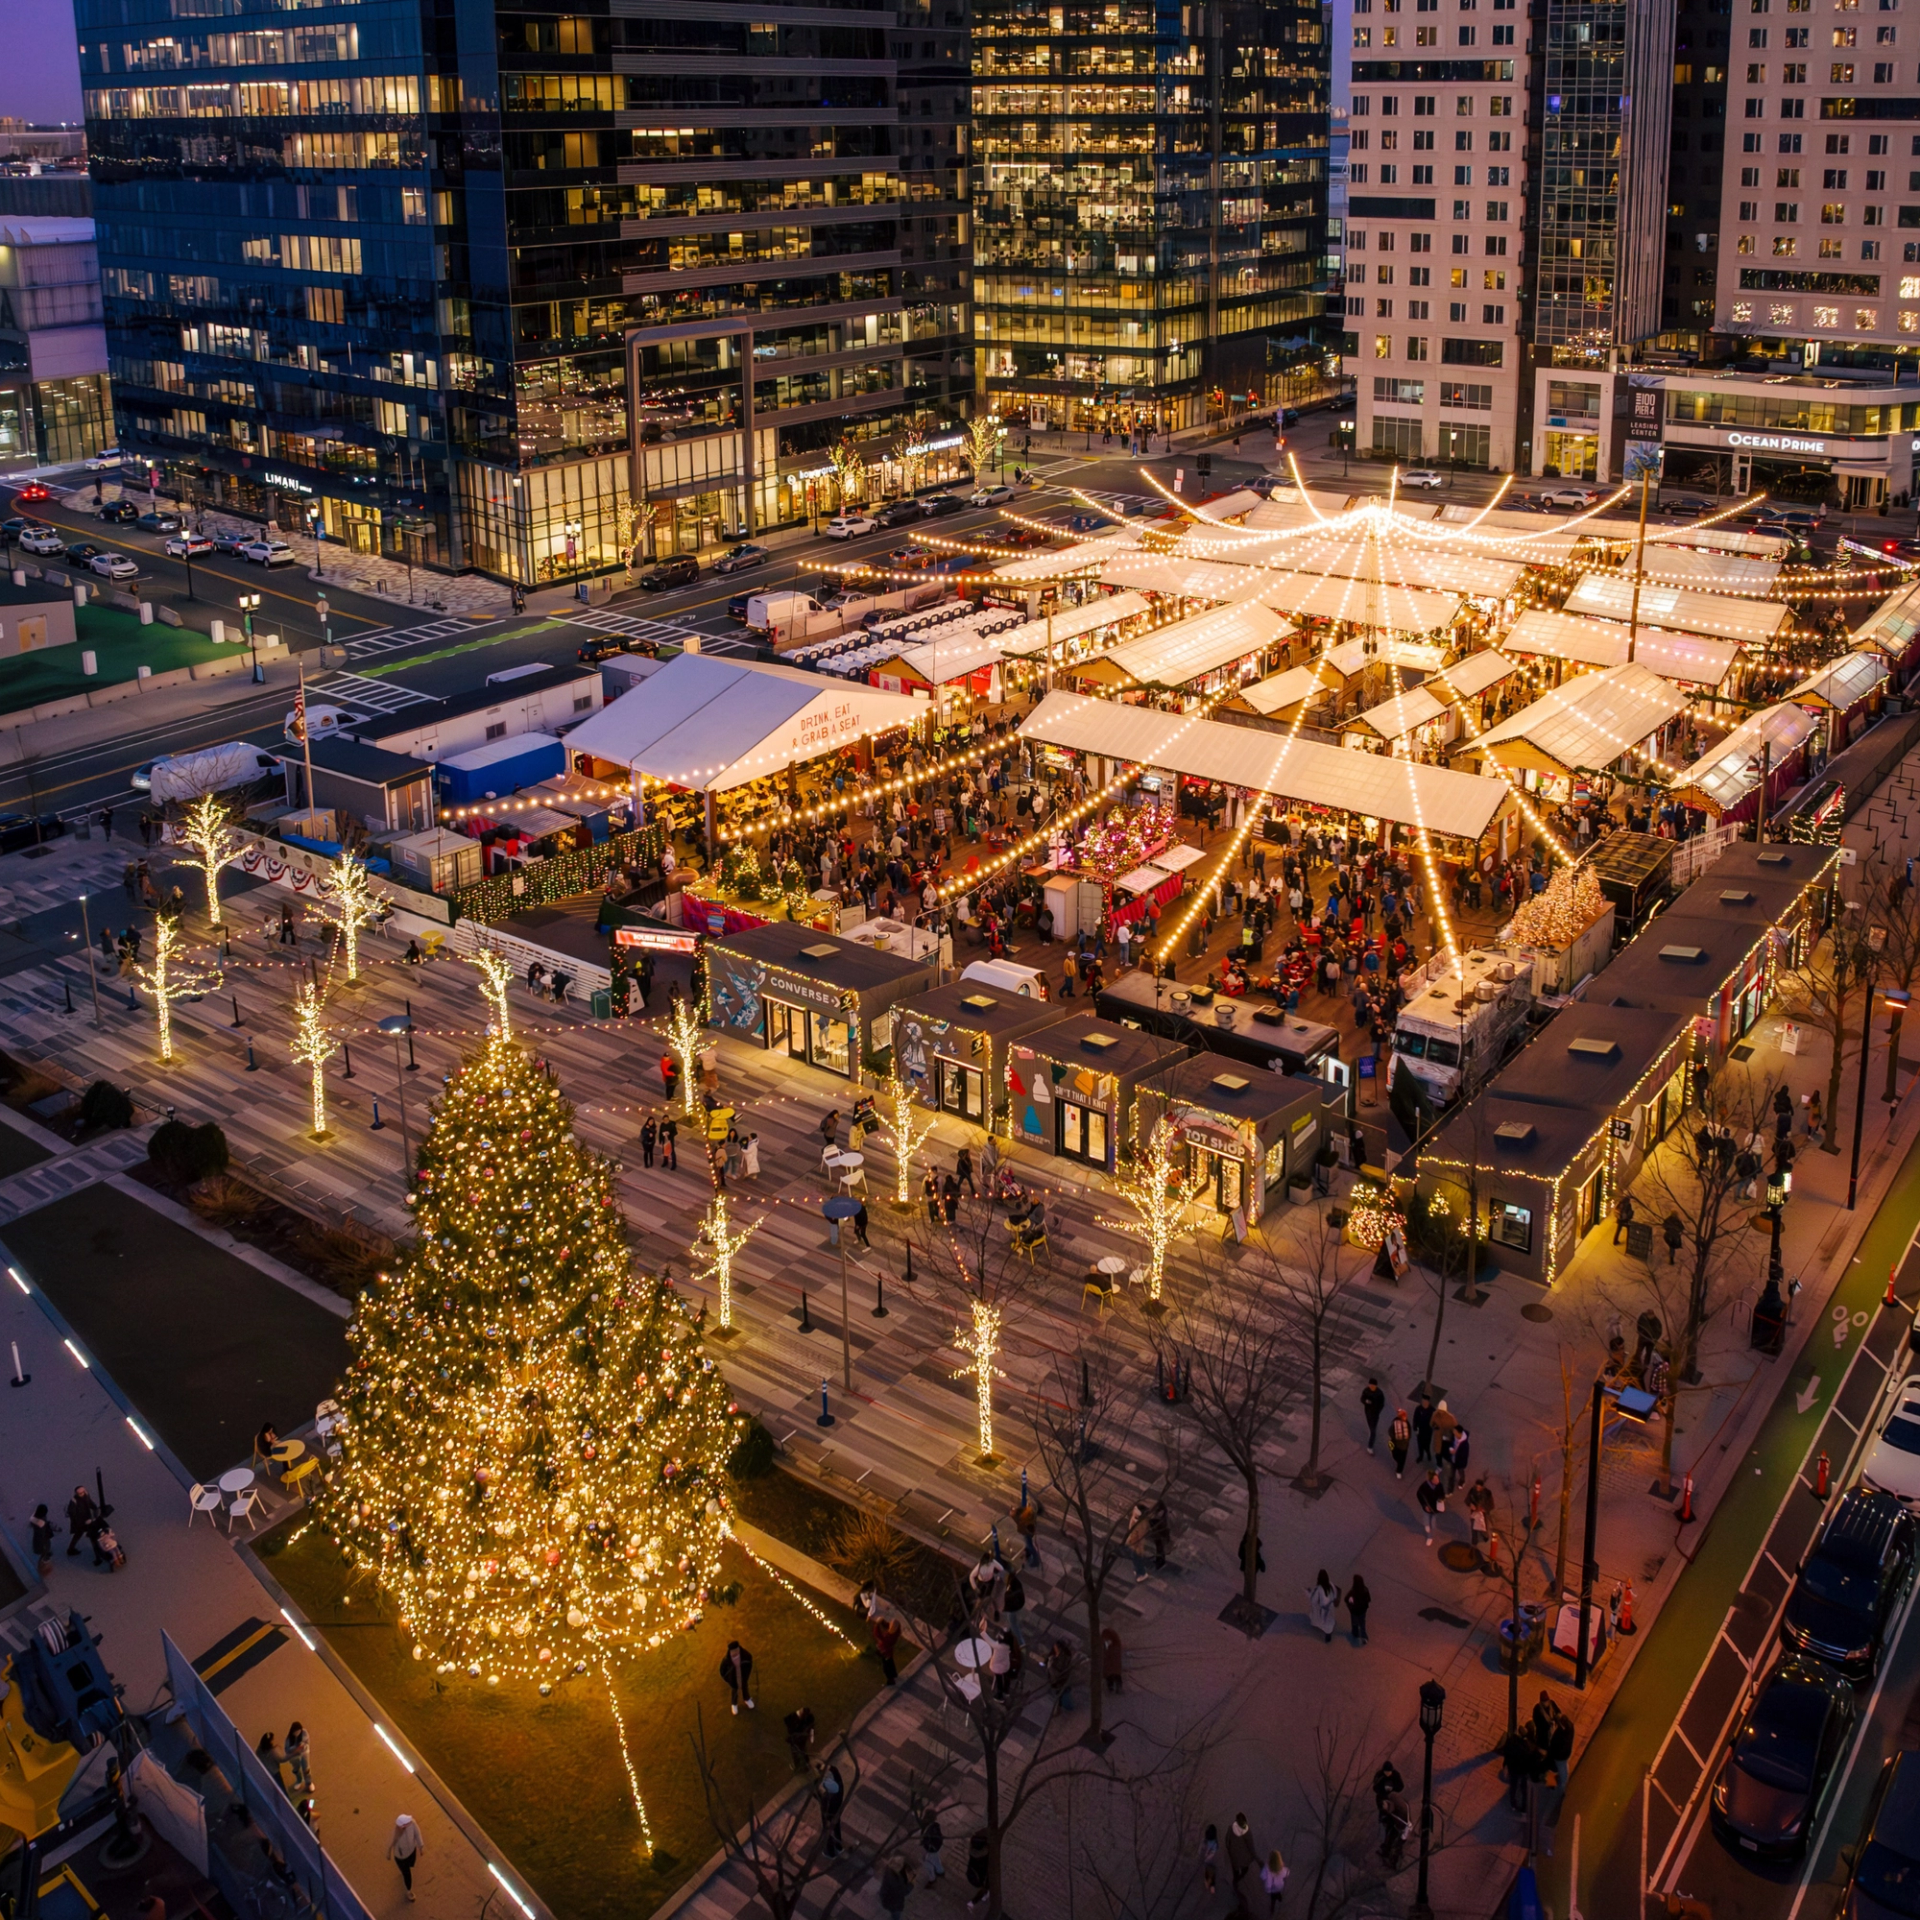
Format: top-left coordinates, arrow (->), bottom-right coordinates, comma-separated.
1080,1279 -> 1113,1313
1013,1227 -> 1049,1265
283,1457 -> 320,1503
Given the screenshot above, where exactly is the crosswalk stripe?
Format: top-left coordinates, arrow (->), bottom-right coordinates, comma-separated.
311,670 -> 436,713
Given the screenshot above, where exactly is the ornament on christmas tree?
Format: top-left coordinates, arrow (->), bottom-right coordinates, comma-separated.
1500,863 -> 1607,952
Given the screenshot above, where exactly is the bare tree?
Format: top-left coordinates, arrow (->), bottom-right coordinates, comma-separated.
1861,856 -> 1920,1106
1613,1057 -> 1775,1490
1027,1344 -> 1179,1746
689,1712 -> 946,1920
1071,1745 -> 1213,1920
1258,1197 -> 1367,1492
1777,881 -> 1874,1157
1286,1717 -> 1424,1920
1149,1252 -> 1296,1626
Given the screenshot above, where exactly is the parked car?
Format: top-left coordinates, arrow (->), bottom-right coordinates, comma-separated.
63,541 -> 100,568
887,544 -> 932,568
0,813 -> 65,854
711,543 -> 769,575
1661,494 -> 1714,517
242,538 -> 296,567
1000,525 -> 1051,547
1280,407 -> 1300,427
1064,511 -> 1114,532
90,551 -> 139,580
873,499 -> 923,530
1780,1489 -> 1916,1677
136,510 -> 179,533
920,493 -> 965,518
98,499 -> 137,524
1710,1655 -> 1857,1859
969,484 -> 1014,505
84,446 -> 124,471
1402,469 -> 1446,489
1838,1750 -> 1920,1920
926,552 -> 978,573
1780,506 -> 1827,528
638,554 -> 699,590
824,514 -> 875,540
726,591 -> 754,621
1548,486 -> 1600,507
18,527 -> 61,556
12,482 -> 50,503
210,528 -> 252,555
164,532 -> 214,558
577,635 -> 658,664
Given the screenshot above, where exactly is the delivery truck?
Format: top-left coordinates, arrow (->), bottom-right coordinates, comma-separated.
140,741 -> 280,804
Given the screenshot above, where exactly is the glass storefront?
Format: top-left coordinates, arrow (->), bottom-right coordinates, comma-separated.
938,1056 -> 986,1122
767,998 -> 852,1078
1059,1098 -> 1110,1170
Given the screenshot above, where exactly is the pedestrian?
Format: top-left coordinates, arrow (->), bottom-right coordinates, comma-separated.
854,1198 -> 870,1249
1044,1636 -> 1075,1715
1467,1478 -> 1492,1559
1002,1565 -> 1026,1645
1259,1849 -> 1289,1915
387,1814 -> 423,1902
256,1730 -> 285,1783
1431,1397 -> 1459,1454
1546,1701 -> 1574,1789
1361,1376 -> 1385,1452
65,1484 -> 102,1563
743,1131 -> 760,1178
1100,1624 -> 1123,1693
1126,1501 -> 1151,1575
880,1856 -> 912,1920
640,1114 -> 656,1168
942,1171 -> 960,1225
1225,1813 -> 1257,1888
1452,1425 -> 1472,1489
1502,1726 -> 1537,1812
873,1611 -> 902,1683
919,1805 -> 945,1885
818,1763 -> 845,1858
1613,1191 -> 1635,1246
1388,1407 -> 1411,1479
1308,1569 -> 1338,1642
963,1831 -> 990,1912
719,1637 -> 755,1713
1346,1572 -> 1372,1645
1200,1825 -> 1220,1896
284,1722 -> 311,1790
923,1168 -> 940,1226
29,1503 -> 53,1576
660,1051 -> 679,1103
1148,1496 -> 1170,1569
1013,1496 -> 1043,1569
1435,1426 -> 1456,1491
1412,1395 -> 1434,1464
956,1145 -> 976,1196
1663,1211 -> 1684,1266
1416,1468 -> 1445,1545
969,1552 -> 1004,1623
819,1110 -> 841,1161
660,1114 -> 678,1169
783,1704 -> 816,1770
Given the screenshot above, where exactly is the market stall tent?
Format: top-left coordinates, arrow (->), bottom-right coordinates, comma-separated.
1563,571 -> 1791,646
1459,662 -> 1687,783
1068,601 -> 1288,691
1430,649 -> 1521,703
1348,684 -> 1449,747
1788,649 -> 1888,714
1850,579 -> 1920,665
1223,658 -> 1342,720
1501,609 -> 1739,690
992,591 -> 1152,657
1018,689 -> 1509,839
1670,700 -> 1819,818
563,652 -> 924,793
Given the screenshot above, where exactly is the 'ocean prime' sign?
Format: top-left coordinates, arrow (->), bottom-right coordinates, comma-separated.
1724,431 -> 1828,454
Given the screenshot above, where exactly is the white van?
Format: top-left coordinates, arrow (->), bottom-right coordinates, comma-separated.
959,959 -> 1049,1000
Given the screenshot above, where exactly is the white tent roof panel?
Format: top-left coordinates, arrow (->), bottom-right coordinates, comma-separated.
1352,685 -> 1446,740
1674,701 -> 1819,812
1788,649 -> 1888,711
1236,658 -> 1341,714
992,591 -> 1152,657
1564,570 -> 1789,644
1501,609 -> 1739,688
1096,601 -> 1288,687
1433,649 -> 1520,701
1018,691 -> 1508,839
991,533 -> 1139,582
1473,662 -> 1686,777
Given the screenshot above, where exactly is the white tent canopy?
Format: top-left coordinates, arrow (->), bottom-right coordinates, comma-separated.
1616,545 -> 1780,592
1564,571 -> 1790,644
1235,658 -> 1341,715
564,653 -> 924,792
1350,685 -> 1446,742
1673,701 -> 1818,813
1788,649 -> 1888,711
1018,690 -> 1508,839
1091,601 -> 1288,688
1471,661 -> 1686,778
1431,649 -> 1520,702
1322,636 -> 1448,680
992,590 -> 1152,657
1502,609 -> 1739,689
992,533 -> 1139,582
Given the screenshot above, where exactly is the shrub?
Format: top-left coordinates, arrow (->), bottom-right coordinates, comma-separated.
727,1416 -> 776,1481
187,1171 -> 265,1227
79,1081 -> 134,1131
149,1119 -> 229,1184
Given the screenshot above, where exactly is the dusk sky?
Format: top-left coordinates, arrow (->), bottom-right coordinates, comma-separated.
1,4 -> 83,125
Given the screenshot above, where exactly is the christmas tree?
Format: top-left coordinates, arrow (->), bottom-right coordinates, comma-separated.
326,1027 -> 742,1690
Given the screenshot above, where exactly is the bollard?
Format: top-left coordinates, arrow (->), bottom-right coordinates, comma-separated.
1815,1451 -> 1831,1500
341,1042 -> 354,1080
1617,1579 -> 1637,1636
230,993 -> 242,1028
245,1038 -> 257,1071
816,1376 -> 835,1428
1887,1265 -> 1901,1309
872,1271 -> 888,1318
1021,1465 -> 1030,1509
1679,1471 -> 1694,1523
799,1289 -> 812,1333
126,984 -> 137,1010
62,978 -> 71,1015
1486,1530 -> 1501,1575
371,1096 -> 384,1131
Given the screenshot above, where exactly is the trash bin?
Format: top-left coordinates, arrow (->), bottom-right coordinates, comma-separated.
589,987 -> 612,1019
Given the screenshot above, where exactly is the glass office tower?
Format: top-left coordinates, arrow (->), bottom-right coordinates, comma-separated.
80,1 -> 972,584
971,0 -> 1330,436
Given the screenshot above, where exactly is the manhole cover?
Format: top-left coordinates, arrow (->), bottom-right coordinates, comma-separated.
1438,1543 -> 1481,1573
1521,1302 -> 1554,1322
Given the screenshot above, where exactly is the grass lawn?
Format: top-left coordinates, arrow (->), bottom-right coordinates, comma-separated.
259,1518 -> 886,1920
0,1182 -> 349,1479
0,1117 -> 52,1181
0,604 -> 233,709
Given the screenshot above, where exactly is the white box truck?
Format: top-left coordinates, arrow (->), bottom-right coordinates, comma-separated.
1391,949 -> 1533,1104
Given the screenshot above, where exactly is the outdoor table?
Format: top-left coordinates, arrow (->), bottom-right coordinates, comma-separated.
218,1467 -> 255,1495
1096,1256 -> 1128,1280
953,1636 -> 994,1671
272,1439 -> 307,1468
834,1152 -> 865,1170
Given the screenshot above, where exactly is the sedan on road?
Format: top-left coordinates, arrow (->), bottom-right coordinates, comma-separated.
969,484 -> 1014,505
711,543 -> 769,575
0,814 -> 66,853
18,527 -> 60,556
875,499 -> 925,530
242,539 -> 296,567
638,554 -> 699,590
1402,469 -> 1446,489
1710,1655 -> 1856,1859
12,482 -> 50,504
1548,486 -> 1601,507
164,533 -> 214,558
824,514 -> 875,540
211,528 -> 252,555
63,541 -> 100,569
89,552 -> 139,581
137,510 -> 179,533
1859,1374 -> 1920,1506
920,494 -> 965,518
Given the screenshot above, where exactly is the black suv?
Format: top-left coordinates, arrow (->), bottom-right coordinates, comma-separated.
638,554 -> 698,590
1781,1489 -> 1916,1679
99,499 -> 138,524
875,498 -> 925,529
1840,1750 -> 1920,1919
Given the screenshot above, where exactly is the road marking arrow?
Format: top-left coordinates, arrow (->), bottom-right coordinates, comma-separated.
1797,1374 -> 1822,1414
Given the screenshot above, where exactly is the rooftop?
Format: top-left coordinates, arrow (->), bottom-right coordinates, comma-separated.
1018,1012 -> 1188,1082
1428,1090 -> 1606,1182
707,919 -> 931,994
1593,910 -> 1774,1011
1487,1002 -> 1690,1116
895,979 -> 1068,1041
1154,1051 -> 1324,1124
272,737 -> 433,789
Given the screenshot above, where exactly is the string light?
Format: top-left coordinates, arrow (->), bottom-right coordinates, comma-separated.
693,1189 -> 760,1335
717,737 -> 1002,843
289,980 -> 339,1137
1098,1111 -> 1204,1310
138,914 -> 221,1066
468,947 -> 516,1042
725,1528 -> 860,1647
956,1296 -> 1004,1460
315,853 -> 389,986
663,993 -> 706,1117
877,1062 -> 937,1206
176,794 -> 246,928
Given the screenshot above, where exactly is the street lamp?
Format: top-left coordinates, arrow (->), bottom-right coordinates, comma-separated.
76,892 -> 102,1029
307,503 -> 323,581
565,516 -> 584,600
1849,923 -> 1886,1210
1883,984 -> 1911,1108
377,1013 -> 413,1169
238,590 -> 263,683
1410,1680 -> 1446,1920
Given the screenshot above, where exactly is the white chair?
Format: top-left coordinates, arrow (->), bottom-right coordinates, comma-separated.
1127,1266 -> 1145,1290
188,1483 -> 224,1529
315,1398 -> 340,1424
228,1487 -> 262,1534
840,1165 -> 868,1198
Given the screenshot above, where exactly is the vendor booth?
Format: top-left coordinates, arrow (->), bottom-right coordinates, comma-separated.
706,921 -> 933,1080
1562,572 -> 1791,649
1789,650 -> 1888,752
1501,610 -> 1739,692
894,981 -> 1068,1126
1454,663 -> 1686,789
1065,602 -> 1288,695
1670,701 -> 1818,823
1008,1014 -> 1188,1172
1135,1055 -> 1327,1227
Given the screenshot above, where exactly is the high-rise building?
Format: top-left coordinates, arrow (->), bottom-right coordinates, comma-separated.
80,2 -> 972,585
1662,0 -> 1733,345
971,0 -> 1331,439
1342,0 -> 1671,480
0,215 -> 112,469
